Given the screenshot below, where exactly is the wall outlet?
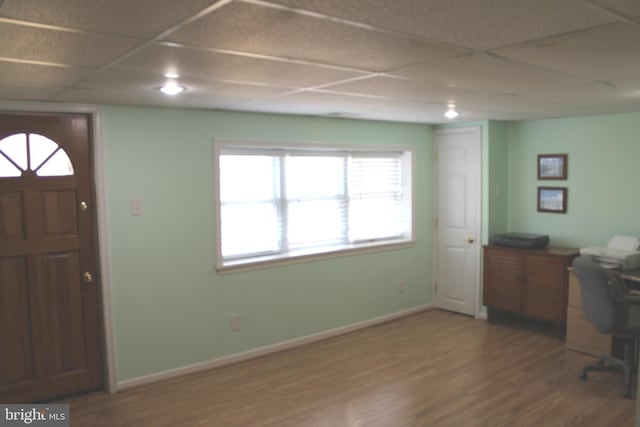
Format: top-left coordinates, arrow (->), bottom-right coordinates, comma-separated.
230,314 -> 240,331
397,280 -> 405,294
130,197 -> 144,216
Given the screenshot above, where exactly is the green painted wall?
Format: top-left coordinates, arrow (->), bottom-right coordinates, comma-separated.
506,112 -> 640,248
100,103 -> 640,383
101,106 -> 434,381
487,121 -> 509,240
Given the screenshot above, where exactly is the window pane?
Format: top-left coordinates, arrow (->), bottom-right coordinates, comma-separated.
0,154 -> 22,177
349,157 -> 400,196
0,133 -> 27,170
288,200 -> 345,249
349,198 -> 403,242
286,156 -> 344,199
220,155 -> 277,202
29,133 -> 58,171
221,203 -> 280,258
36,149 -> 74,176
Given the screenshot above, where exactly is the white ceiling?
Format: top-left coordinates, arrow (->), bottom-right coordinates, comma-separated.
1,0 -> 640,124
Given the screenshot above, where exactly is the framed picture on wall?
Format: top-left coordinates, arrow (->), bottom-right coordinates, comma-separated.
538,187 -> 567,213
538,154 -> 567,180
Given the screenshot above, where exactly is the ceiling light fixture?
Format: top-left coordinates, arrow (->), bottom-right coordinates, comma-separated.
160,80 -> 185,96
164,72 -> 179,79
444,104 -> 459,119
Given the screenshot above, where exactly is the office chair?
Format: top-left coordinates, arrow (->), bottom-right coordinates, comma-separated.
572,255 -> 640,398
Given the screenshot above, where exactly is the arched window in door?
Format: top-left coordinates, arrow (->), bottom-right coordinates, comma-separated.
0,133 -> 74,177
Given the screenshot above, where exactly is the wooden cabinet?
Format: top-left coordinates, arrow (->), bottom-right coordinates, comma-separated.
565,270 -> 611,356
483,245 -> 579,327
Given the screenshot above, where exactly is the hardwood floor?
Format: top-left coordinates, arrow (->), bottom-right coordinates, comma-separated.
63,310 -> 635,426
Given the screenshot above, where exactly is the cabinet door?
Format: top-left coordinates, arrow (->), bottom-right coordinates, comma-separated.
483,248 -> 523,312
524,255 -> 566,322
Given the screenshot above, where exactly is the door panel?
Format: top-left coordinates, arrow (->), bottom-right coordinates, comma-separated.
0,192 -> 24,239
42,190 -> 78,235
0,113 -> 102,402
43,252 -> 87,375
0,257 -> 35,386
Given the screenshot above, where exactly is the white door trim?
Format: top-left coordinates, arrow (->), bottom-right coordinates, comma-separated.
433,126 -> 482,318
0,100 -> 118,393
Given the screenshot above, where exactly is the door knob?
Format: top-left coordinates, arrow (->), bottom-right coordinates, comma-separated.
467,236 -> 476,244
83,272 -> 93,283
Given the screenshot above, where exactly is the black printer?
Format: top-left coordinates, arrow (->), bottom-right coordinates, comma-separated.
490,232 -> 549,249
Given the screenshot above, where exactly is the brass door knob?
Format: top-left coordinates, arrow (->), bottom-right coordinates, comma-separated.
467,236 -> 476,244
83,272 -> 93,283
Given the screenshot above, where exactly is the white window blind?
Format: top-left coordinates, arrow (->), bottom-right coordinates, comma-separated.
216,142 -> 413,269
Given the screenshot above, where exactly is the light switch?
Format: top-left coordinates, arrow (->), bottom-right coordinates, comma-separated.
131,197 -> 144,216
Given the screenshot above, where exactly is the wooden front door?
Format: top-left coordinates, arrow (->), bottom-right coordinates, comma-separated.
0,113 -> 103,402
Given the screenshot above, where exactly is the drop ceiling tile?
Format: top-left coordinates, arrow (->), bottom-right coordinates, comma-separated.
56,86 -> 240,110
0,0 -> 221,38
67,68 -> 294,108
114,44 -> 366,88
524,79 -> 640,110
0,84 -> 62,101
165,1 -> 465,72
361,103 -> 495,124
462,93 -> 595,118
269,0 -> 616,50
588,0 -> 640,19
235,99 -> 364,119
321,75 -> 477,104
265,89 -> 404,113
0,22 -> 141,67
392,54 -> 589,93
0,60 -> 95,86
493,23 -> 640,81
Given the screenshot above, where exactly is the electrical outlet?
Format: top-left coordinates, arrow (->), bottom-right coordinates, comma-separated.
130,197 -> 144,216
230,314 -> 240,331
397,280 -> 404,294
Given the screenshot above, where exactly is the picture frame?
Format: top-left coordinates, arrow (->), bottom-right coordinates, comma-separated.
538,154 -> 567,180
537,187 -> 567,213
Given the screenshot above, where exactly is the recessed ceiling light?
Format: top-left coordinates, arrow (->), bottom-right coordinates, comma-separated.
160,81 -> 185,96
444,104 -> 459,119
164,72 -> 179,79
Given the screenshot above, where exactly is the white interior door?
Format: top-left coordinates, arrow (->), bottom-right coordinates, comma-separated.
434,127 -> 481,316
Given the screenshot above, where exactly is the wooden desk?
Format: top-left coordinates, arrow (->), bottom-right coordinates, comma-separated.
565,268 -> 640,356
566,270 -> 611,356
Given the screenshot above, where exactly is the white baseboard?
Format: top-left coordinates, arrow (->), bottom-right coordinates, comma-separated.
475,311 -> 488,320
118,304 -> 435,391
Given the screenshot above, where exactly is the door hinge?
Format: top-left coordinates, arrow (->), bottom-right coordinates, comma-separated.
434,283 -> 438,293
435,218 -> 438,229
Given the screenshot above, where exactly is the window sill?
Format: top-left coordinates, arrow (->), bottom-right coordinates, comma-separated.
216,240 -> 416,275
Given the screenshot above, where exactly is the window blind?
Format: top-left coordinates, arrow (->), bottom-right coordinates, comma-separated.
217,143 -> 413,268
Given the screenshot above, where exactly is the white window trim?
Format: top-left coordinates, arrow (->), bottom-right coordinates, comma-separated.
214,139 -> 417,273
